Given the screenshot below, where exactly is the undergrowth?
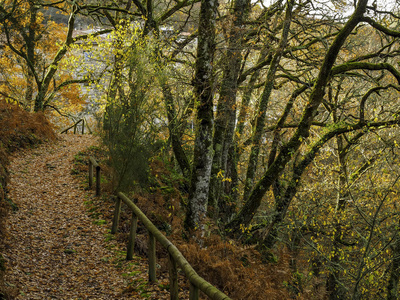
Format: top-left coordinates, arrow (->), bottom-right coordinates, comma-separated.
72,147 -> 295,299
0,100 -> 56,299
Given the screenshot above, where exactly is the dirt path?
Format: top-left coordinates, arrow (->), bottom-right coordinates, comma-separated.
3,135 -> 132,299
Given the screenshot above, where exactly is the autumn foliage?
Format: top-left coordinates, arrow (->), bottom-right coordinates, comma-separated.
0,100 -> 56,151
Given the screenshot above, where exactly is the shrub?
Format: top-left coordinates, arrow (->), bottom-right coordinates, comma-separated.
102,31 -> 163,192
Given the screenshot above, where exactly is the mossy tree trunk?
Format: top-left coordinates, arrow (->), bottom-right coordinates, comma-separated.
227,0 -> 369,233
159,77 -> 191,178
241,0 -> 294,203
208,0 -> 251,215
326,133 -> 349,300
227,46 -> 271,204
24,4 -> 36,111
185,0 -> 218,230
387,226 -> 400,300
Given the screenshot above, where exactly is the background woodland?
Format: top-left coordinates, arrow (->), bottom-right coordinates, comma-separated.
2,0 -> 400,299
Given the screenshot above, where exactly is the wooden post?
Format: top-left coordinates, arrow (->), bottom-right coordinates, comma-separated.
61,122 -> 82,134
89,157 -> 100,195
116,192 -> 233,300
189,282 -> 199,300
126,212 -> 138,260
148,231 -> 156,282
169,253 -> 179,300
85,118 -> 92,134
111,197 -> 122,234
95,165 -> 101,196
89,159 -> 93,188
81,119 -> 85,134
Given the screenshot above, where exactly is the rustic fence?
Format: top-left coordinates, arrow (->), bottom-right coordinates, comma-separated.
61,118 -> 91,134
87,157 -> 232,300
88,157 -> 101,196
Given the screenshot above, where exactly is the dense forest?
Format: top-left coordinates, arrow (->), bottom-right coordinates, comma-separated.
2,0 -> 400,298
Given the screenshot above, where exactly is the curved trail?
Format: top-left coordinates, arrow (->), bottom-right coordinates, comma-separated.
3,135 -> 130,299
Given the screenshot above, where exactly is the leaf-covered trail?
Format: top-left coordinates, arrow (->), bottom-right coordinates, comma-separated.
3,135 -> 134,299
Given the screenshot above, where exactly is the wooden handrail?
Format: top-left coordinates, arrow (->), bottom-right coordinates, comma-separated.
61,119 -> 85,134
87,158 -> 231,300
115,192 -> 232,300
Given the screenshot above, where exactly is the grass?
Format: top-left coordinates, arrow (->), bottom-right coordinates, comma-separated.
92,219 -> 107,225
105,233 -> 116,242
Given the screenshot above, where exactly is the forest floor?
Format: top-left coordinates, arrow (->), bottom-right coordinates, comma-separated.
2,134 -> 171,299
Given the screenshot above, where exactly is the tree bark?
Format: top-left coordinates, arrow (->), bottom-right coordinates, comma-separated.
242,0 -> 293,202
387,227 -> 400,300
326,134 -> 348,300
159,77 -> 191,178
185,0 -> 218,230
208,0 -> 250,213
227,46 -> 271,204
227,0 -> 368,233
24,4 -> 36,111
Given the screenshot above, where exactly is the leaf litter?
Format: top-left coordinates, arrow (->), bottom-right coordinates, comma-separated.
2,134 -> 174,299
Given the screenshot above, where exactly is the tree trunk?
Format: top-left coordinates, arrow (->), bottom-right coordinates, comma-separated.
24,71 -> 34,111
34,7 -> 77,111
242,0 -> 293,202
185,0 -> 217,230
226,46 -> 270,204
208,0 -> 250,213
387,228 -> 400,300
159,77 -> 191,178
326,134 -> 348,300
25,5 -> 36,111
227,0 -> 368,233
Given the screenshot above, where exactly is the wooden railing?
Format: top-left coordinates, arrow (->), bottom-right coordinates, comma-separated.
87,157 -> 232,300
88,157 -> 101,196
61,118 -> 92,134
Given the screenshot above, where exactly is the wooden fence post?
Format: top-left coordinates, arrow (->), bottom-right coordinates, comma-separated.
81,119 -> 85,134
126,212 -> 138,260
89,159 -> 93,188
95,165 -> 101,196
148,231 -> 156,282
88,157 -> 100,196
85,118 -> 92,134
111,197 -> 122,234
169,253 -> 179,300
189,282 -> 199,300
115,192 -> 232,300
